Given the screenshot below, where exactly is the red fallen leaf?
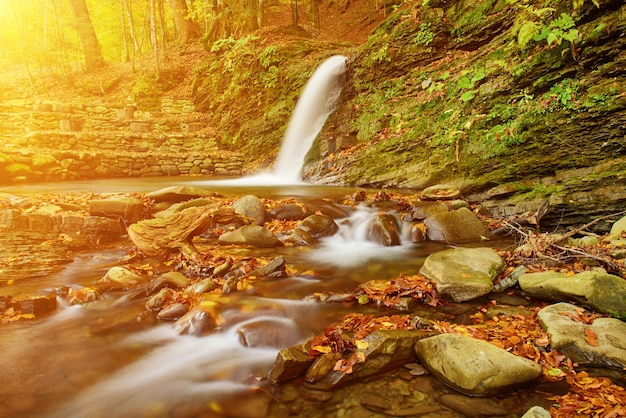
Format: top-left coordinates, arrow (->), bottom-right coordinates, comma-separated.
584,328 -> 599,347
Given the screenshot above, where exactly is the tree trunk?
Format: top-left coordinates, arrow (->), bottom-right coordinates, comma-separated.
205,0 -> 233,46
166,0 -> 200,43
308,0 -> 320,30
68,0 -> 106,72
243,0 -> 259,33
290,0 -> 299,26
149,0 -> 160,75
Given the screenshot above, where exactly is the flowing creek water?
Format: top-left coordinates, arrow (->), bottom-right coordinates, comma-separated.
0,177 -> 561,418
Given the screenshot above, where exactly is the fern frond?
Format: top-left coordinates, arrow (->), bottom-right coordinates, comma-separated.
518,21 -> 540,49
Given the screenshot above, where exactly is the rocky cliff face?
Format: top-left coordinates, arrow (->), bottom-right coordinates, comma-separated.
304,0 -> 626,230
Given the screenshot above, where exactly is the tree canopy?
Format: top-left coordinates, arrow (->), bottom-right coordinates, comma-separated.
0,0 -> 321,80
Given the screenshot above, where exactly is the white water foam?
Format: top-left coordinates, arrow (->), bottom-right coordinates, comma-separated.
307,205 -> 414,268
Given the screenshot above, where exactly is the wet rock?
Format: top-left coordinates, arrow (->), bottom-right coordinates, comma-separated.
609,214 -> 626,238
424,207 -> 491,243
422,184 -> 461,200
145,288 -> 174,311
280,227 -> 317,246
367,213 -> 401,246
409,223 -> 425,243
218,224 -> 283,247
300,199 -> 354,218
492,265 -> 528,292
269,203 -> 312,221
537,302 -> 626,370
519,270 -> 626,317
146,185 -> 219,203
232,195 -> 266,226
11,295 -> 57,316
148,271 -> 190,294
414,334 -> 542,396
297,214 -> 339,238
156,302 -> 188,320
521,406 -> 551,418
270,343 -> 314,383
100,266 -> 143,290
409,202 -> 449,220
419,247 -> 505,302
248,256 -> 287,279
89,197 -> 145,224
174,309 -> 218,336
186,278 -> 218,294
305,329 -> 437,391
237,317 -> 303,348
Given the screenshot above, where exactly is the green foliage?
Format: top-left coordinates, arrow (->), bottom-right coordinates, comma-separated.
456,70 -> 485,102
533,13 -> 579,46
515,9 -> 579,50
412,23 -> 435,47
549,78 -> 578,109
365,44 -> 391,66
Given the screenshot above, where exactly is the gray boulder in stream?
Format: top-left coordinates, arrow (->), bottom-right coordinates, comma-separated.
519,270 -> 626,318
414,334 -> 542,396
537,302 -> 626,370
419,247 -> 505,302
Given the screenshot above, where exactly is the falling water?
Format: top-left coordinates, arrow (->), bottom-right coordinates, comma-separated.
273,55 -> 347,182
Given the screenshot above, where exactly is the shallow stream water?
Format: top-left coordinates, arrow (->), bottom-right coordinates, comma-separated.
0,176 -> 563,418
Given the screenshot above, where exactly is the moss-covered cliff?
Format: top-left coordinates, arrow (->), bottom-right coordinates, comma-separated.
191,0 -> 625,229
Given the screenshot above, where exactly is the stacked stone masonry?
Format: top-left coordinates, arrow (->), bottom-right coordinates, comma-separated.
0,98 -> 243,184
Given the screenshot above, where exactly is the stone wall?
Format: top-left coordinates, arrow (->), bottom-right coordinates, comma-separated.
0,98 -> 243,184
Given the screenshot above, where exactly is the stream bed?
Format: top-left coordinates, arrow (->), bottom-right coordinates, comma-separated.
0,176 -> 577,417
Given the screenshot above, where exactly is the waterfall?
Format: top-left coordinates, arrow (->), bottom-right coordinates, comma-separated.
273,55 -> 347,181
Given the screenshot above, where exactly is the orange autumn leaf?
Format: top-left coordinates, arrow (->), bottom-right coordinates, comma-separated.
584,328 -> 599,347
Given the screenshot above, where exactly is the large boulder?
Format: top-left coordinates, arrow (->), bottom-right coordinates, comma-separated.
424,207 -> 490,243
218,225 -> 283,247
518,270 -> 626,318
414,334 -> 542,396
232,195 -> 266,226
537,303 -> 626,370
419,247 -> 505,302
